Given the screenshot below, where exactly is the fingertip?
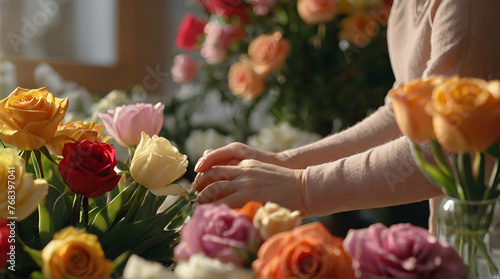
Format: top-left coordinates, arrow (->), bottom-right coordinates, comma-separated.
194,158 -> 205,172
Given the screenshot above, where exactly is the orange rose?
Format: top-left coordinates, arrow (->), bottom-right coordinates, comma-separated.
389,76 -> 446,143
297,0 -> 338,25
338,13 -> 379,48
228,61 -> 265,99
42,227 -> 113,278
252,222 -> 354,278
0,87 -> 68,150
235,201 -> 264,221
430,76 -> 500,152
46,121 -> 112,157
248,31 -> 290,76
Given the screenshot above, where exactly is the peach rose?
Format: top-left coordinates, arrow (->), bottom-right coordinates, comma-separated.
0,87 -> 68,150
252,222 -> 355,278
41,227 -> 113,278
248,31 -> 290,76
339,13 -> 379,48
228,61 -> 265,99
46,121 -> 112,157
297,0 -> 338,25
430,76 -> 500,152
389,76 -> 446,143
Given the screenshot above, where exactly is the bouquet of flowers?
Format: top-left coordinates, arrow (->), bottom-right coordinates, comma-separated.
168,0 -> 394,141
0,87 -> 195,278
389,75 -> 500,277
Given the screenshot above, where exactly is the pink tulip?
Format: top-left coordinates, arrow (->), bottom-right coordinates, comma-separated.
98,102 -> 165,148
171,54 -> 198,84
343,223 -> 465,278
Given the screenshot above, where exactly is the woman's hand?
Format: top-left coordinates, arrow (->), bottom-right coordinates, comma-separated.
193,158 -> 308,214
194,142 -> 292,172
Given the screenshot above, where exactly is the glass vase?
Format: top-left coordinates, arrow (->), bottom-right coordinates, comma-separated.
437,196 -> 500,278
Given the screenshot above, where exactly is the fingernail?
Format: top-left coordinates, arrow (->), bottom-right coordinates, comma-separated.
194,158 -> 204,172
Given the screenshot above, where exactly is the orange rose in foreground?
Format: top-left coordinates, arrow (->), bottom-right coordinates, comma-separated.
339,13 -> 379,48
46,121 -> 112,156
0,87 -> 68,150
228,61 -> 265,99
389,76 -> 445,143
252,222 -> 354,278
430,76 -> 500,152
235,201 -> 264,221
248,31 -> 290,76
42,227 -> 113,278
297,0 -> 338,25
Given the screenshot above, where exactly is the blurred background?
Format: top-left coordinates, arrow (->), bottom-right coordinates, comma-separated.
0,0 -> 429,236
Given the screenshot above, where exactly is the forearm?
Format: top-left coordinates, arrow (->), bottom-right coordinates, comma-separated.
281,102 -> 402,169
301,136 -> 443,217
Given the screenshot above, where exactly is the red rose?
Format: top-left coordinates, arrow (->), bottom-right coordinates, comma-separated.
59,140 -> 120,198
199,0 -> 250,23
0,220 -> 9,269
175,14 -> 207,50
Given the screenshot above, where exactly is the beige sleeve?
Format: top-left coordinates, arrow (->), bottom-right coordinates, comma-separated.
283,102 -> 401,169
302,136 -> 443,217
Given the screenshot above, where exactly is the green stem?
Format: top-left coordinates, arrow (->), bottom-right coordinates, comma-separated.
431,139 -> 454,179
83,197 -> 89,228
72,195 -> 83,227
123,185 -> 147,223
471,233 -> 499,276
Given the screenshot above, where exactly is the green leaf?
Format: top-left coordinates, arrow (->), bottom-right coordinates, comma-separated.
23,245 -> 42,267
134,190 -> 157,221
112,251 -> 131,272
38,203 -> 55,247
458,153 -> 476,199
38,145 -> 59,166
88,182 -> 136,235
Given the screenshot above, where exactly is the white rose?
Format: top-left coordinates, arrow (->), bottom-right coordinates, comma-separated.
247,122 -> 321,152
123,254 -> 176,278
174,254 -> 254,279
185,129 -> 234,161
253,202 -> 301,240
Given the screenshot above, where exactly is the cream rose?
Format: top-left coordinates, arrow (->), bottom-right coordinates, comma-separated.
430,76 -> 500,152
228,61 -> 265,100
253,202 -> 301,240
0,148 -> 48,221
248,31 -> 290,76
41,227 -> 113,278
174,253 -> 254,279
389,76 -> 446,143
0,87 -> 68,150
130,132 -> 188,196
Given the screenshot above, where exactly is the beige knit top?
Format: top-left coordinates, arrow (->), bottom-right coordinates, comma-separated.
282,0 -> 500,218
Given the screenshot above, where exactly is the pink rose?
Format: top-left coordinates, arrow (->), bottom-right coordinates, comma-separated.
228,61 -> 265,99
343,223 -> 465,278
175,14 -> 207,50
171,54 -> 198,84
201,20 -> 244,64
249,0 -> 278,16
174,203 -> 262,266
98,102 -> 164,148
297,0 -> 338,25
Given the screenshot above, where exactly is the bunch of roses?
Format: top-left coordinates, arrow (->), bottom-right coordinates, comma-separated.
172,201 -> 355,278
0,87 -> 191,277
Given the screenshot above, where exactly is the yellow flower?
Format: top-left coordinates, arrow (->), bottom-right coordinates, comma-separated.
130,132 -> 188,196
0,87 -> 69,150
430,76 -> 500,152
0,148 -> 48,221
42,227 -> 113,278
46,121 -> 112,157
389,76 -> 445,143
253,202 -> 301,240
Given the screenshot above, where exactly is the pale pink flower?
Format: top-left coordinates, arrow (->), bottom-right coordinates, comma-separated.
171,54 -> 198,84
343,223 -> 466,278
201,19 -> 244,64
249,0 -> 278,16
98,102 -> 164,148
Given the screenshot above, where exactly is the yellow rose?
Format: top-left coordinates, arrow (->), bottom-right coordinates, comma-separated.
389,76 -> 446,143
248,31 -> 290,77
0,148 -> 48,221
46,121 -> 112,157
253,202 -> 301,240
42,226 -> 113,278
430,76 -> 500,152
228,61 -> 265,100
130,132 -> 188,196
0,87 -> 69,150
